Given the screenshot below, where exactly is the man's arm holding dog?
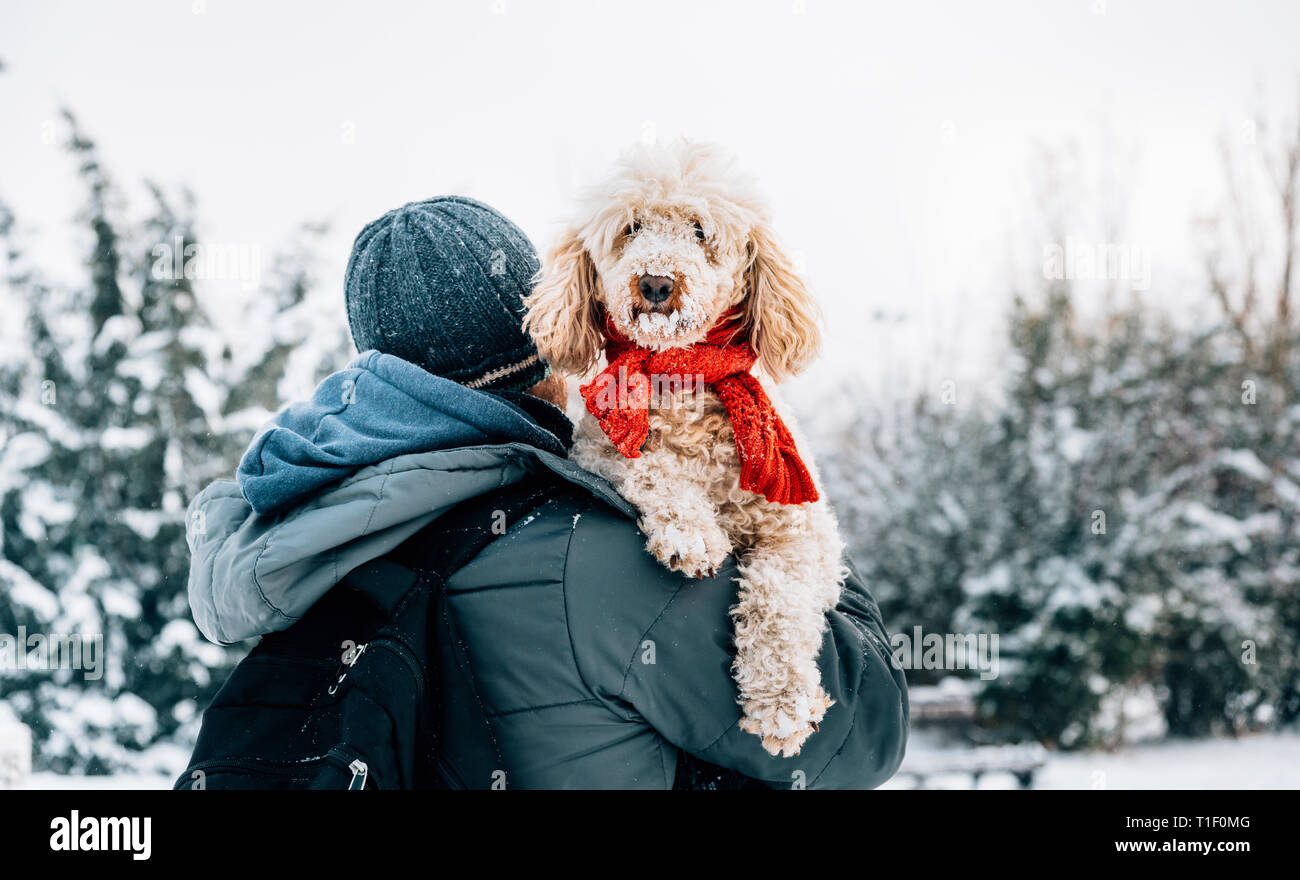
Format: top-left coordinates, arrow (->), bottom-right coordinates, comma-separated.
566,504 -> 908,789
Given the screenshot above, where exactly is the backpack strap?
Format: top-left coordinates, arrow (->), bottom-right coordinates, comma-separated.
391,469 -> 558,578
341,469 -> 559,608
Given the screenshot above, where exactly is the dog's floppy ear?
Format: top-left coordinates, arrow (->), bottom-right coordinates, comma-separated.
740,219 -> 822,381
524,228 -> 604,376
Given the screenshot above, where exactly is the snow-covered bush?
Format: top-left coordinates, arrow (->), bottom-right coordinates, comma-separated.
824,288 -> 1300,748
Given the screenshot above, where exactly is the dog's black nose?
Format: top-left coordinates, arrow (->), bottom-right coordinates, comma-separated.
639,274 -> 674,304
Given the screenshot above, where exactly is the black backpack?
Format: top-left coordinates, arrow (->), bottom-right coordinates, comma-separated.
175,473 -> 557,790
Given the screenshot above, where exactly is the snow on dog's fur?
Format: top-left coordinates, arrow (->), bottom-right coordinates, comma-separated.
524,140 -> 849,757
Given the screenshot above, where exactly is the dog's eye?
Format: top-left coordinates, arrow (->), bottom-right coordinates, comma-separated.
625,221 -> 642,237
693,221 -> 706,241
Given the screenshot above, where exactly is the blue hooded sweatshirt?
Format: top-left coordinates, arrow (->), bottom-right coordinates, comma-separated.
237,350 -> 569,515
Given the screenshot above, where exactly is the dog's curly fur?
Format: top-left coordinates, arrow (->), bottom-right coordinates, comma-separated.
525,140 -> 847,757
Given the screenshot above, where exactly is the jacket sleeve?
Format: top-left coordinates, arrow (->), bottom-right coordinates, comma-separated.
565,504 -> 909,790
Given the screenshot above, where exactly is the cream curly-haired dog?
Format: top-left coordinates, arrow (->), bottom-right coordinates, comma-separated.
524,140 -> 847,757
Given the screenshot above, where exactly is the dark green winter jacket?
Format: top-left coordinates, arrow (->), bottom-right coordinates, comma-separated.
187,352 -> 908,789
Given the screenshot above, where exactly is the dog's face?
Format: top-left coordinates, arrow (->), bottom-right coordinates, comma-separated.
596,192 -> 751,351
525,140 -> 821,380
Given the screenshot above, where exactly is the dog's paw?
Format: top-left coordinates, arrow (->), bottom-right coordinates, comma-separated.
738,686 -> 834,758
644,519 -> 730,579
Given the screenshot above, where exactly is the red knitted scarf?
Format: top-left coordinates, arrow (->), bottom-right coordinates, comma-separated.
579,309 -> 819,505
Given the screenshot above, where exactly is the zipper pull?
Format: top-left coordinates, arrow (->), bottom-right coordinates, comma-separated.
328,641 -> 368,695
348,758 -> 368,790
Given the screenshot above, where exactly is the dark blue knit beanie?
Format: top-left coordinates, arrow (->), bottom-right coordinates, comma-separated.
344,196 -> 548,393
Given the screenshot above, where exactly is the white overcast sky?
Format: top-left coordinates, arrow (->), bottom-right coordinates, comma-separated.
3,0 -> 1299,403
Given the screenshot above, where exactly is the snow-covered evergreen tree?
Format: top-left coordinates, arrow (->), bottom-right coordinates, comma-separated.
0,113 -> 351,774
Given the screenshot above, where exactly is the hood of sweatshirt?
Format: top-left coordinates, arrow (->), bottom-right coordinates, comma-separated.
235,350 -> 572,516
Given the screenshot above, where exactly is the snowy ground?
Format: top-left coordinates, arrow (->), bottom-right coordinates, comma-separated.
880,731 -> 1300,790
1032,732 -> 1300,790
17,732 -> 1300,790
